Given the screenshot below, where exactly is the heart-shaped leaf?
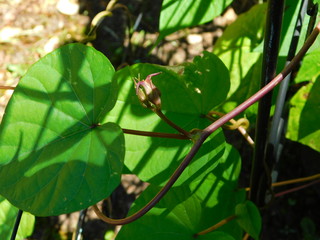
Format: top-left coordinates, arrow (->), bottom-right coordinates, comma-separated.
104,52 -> 230,186
0,43 -> 125,216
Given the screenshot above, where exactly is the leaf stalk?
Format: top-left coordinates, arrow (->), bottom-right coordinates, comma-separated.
154,109 -> 193,139
122,128 -> 189,139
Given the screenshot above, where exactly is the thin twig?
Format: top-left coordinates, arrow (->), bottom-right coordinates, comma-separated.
193,215 -> 237,237
0,86 -> 15,90
242,233 -> 250,240
272,173 -> 320,187
244,173 -> 320,191
275,179 -> 320,197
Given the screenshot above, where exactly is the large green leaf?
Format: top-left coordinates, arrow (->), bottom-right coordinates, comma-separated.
159,0 -> 232,38
235,201 -> 261,240
287,78 -> 320,152
253,0 -> 301,55
254,0 -> 320,56
104,52 -> 230,186
294,48 -> 320,84
116,145 -> 244,240
213,3 -> 266,118
286,48 -> 320,152
0,43 -> 125,216
0,196 -> 35,240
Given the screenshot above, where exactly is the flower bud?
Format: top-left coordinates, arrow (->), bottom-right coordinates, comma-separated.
134,72 -> 162,110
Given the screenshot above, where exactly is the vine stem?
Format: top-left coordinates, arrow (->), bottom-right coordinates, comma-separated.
190,176 -> 320,237
244,173 -> 320,191
275,179 -> 320,197
272,173 -> 320,187
92,21 -> 320,225
193,215 -> 237,237
93,137 -> 204,225
243,233 -> 250,240
122,128 -> 188,139
207,111 -> 254,147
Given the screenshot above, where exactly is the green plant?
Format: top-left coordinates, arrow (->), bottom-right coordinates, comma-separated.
0,0 -> 320,239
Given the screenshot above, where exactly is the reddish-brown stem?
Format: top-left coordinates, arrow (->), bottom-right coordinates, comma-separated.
207,111 -> 254,147
193,215 -> 237,237
275,179 -> 320,197
243,233 -> 250,240
92,136 -> 205,225
122,128 -> 189,139
92,22 -> 320,226
272,173 -> 320,188
245,173 -> 320,191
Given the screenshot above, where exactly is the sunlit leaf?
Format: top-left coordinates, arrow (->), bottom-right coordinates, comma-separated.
0,43 -> 125,216
294,48 -> 320,84
213,3 -> 266,117
287,78 -> 320,152
286,48 -> 320,152
159,0 -> 232,38
116,145 -> 244,240
0,196 -> 35,240
104,52 -> 230,186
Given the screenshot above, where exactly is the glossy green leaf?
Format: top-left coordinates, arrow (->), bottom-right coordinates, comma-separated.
254,0 -> 320,55
235,201 -> 261,240
278,0 -> 303,56
189,144 -> 245,239
287,78 -> 320,152
294,48 -> 320,84
159,0 -> 232,38
253,0 -> 301,55
116,145 -> 244,240
213,3 -> 266,117
0,196 -> 35,240
286,48 -> 320,152
104,52 -> 230,186
0,43 -> 125,216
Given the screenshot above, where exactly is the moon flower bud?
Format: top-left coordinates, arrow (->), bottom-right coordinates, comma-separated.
134,72 -> 162,110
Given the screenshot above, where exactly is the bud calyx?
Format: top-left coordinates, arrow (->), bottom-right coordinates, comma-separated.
134,72 -> 162,110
